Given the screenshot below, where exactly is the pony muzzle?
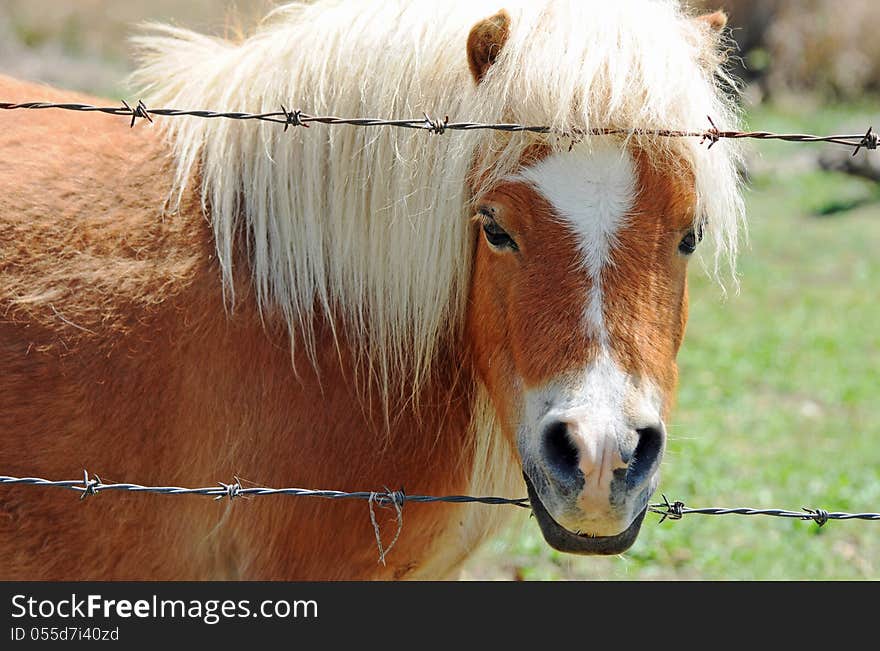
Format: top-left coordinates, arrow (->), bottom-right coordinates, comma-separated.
522,409 -> 666,553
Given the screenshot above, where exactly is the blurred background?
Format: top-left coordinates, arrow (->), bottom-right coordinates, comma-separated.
1,1 -> 877,579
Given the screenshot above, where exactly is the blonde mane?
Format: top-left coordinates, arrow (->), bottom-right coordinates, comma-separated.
130,0 -> 744,394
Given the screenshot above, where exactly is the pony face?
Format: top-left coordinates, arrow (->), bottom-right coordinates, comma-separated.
460,2 -> 733,557
467,143 -> 697,553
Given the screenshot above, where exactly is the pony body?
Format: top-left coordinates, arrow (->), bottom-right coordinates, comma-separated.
0,0 -> 742,579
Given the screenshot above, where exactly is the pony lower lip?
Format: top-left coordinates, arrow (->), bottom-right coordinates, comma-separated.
523,472 -> 646,556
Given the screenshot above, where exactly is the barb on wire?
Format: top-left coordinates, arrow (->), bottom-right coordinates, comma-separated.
215,478 -> 244,502
852,126 -> 877,157
700,115 -> 721,149
649,494 -> 880,526
280,104 -> 307,131
79,469 -> 101,501
803,507 -> 830,527
652,494 -> 685,523
368,488 -> 405,565
423,113 -> 449,135
1,100 -> 878,153
121,99 -> 152,128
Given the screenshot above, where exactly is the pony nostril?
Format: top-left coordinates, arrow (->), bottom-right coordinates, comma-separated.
542,420 -> 580,481
626,426 -> 665,488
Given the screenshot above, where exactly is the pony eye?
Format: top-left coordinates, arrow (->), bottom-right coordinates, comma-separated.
678,230 -> 698,255
479,210 -> 518,251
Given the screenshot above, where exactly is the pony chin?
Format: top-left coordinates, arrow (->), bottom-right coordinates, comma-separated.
525,473 -> 647,555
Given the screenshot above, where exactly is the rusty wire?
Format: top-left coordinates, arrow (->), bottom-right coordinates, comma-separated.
0,100 -> 877,156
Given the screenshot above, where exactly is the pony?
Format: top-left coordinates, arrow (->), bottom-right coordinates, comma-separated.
0,0 -> 744,579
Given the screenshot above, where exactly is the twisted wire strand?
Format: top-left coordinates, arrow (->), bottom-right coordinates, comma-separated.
0,474 -> 530,508
0,101 -> 877,154
649,494 -> 880,526
4,475 -> 880,527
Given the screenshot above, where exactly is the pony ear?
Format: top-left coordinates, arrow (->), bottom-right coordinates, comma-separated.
694,10 -> 728,32
466,10 -> 511,84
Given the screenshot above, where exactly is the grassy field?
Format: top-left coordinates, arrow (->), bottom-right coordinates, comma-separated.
2,3 -> 878,580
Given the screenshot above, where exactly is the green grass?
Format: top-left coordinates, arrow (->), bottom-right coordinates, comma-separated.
465,101 -> 880,580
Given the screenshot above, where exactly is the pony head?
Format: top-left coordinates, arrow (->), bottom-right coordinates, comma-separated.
462,5 -> 741,553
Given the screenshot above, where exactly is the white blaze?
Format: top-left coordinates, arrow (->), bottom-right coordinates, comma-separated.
514,142 -> 636,345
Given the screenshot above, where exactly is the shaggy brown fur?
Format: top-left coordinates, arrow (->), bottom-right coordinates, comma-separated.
0,75 -> 483,580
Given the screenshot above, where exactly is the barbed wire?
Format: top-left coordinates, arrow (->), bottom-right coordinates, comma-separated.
0,471 -> 529,562
3,472 -> 879,527
0,471 -> 530,507
1,100 -> 877,156
649,494 -> 880,527
4,472 -> 879,562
